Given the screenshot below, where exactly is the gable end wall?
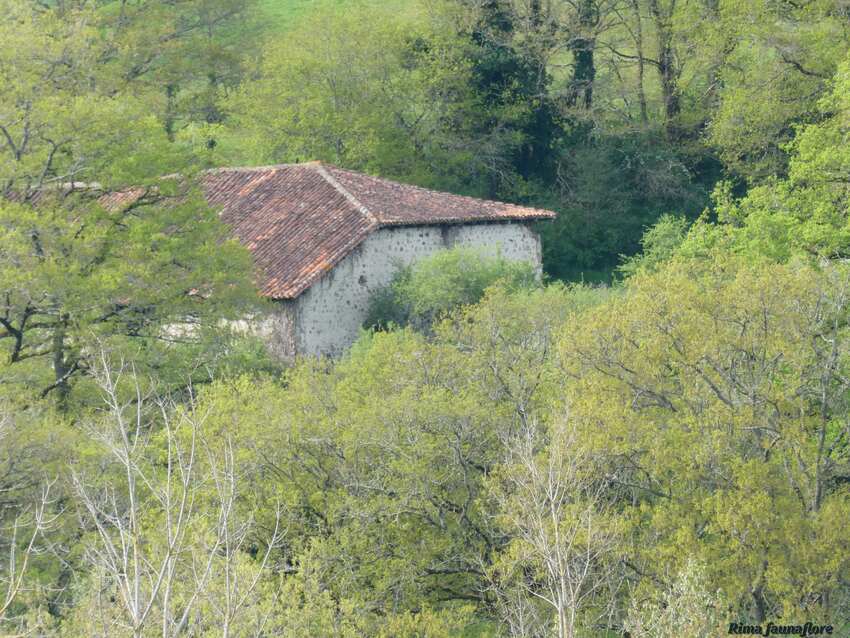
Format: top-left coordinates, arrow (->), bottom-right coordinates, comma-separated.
274,221 -> 543,358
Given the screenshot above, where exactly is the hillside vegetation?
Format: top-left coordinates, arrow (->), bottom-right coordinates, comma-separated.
1,0 -> 850,636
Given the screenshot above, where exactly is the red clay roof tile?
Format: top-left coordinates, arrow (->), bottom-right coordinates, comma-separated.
202,164 -> 378,299
200,162 -> 555,299
99,162 -> 556,300
324,164 -> 555,226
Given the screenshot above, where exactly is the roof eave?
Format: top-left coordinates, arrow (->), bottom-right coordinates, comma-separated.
378,215 -> 556,228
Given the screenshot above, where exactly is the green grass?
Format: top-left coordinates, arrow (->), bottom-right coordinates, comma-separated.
258,0 -> 358,33
257,0 -> 411,34
257,0 -> 314,32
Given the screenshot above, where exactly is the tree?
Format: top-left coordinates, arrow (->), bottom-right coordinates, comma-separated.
484,0 -> 629,115
644,0 -> 679,136
563,0 -> 603,110
625,559 -> 725,638
69,355 -> 283,637
225,1 -> 489,192
0,401 -> 74,632
487,417 -> 622,638
102,0 -> 261,144
617,213 -> 689,278
0,191 -> 257,406
0,0 -> 172,198
212,331 -> 505,616
0,1 -> 262,406
683,51 -> 850,263
560,256 -> 850,620
705,0 -> 849,180
457,0 -> 563,189
539,130 -> 705,281
0,409 -> 57,635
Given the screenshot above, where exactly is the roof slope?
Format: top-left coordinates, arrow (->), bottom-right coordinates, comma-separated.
200,162 -> 555,300
324,164 -> 553,226
17,163 -> 555,299
202,164 -> 377,299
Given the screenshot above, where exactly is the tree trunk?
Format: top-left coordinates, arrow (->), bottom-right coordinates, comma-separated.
647,0 -> 680,136
630,0 -> 649,124
530,0 -> 542,27
164,83 -> 177,142
566,0 -> 597,109
751,559 -> 769,622
700,0 -> 734,120
51,316 -> 69,405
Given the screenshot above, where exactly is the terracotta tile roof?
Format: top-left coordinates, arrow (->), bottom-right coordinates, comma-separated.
324,164 -> 554,226
201,162 -> 555,299
94,162 -> 556,300
201,164 -> 377,299
98,188 -> 147,210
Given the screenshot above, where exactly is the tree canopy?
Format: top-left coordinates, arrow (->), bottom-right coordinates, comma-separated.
2,0 -> 850,635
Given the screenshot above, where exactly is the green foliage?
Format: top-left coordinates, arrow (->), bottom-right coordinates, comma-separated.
0,406 -> 80,634
625,560 -> 726,638
98,0 -> 262,144
705,0 -> 849,181
257,0 -> 405,36
0,0 -> 259,192
191,333 -> 500,629
461,0 -> 562,187
171,281 -> 598,635
0,1 -> 172,194
538,131 -> 709,281
4,0 -> 850,634
680,52 -> 850,265
223,1 -> 491,191
376,604 -> 483,638
217,0 -> 850,279
6,254 -> 850,633
560,256 -> 850,620
364,247 -> 539,332
617,213 -> 690,278
0,0 -> 269,407
0,191 -> 260,406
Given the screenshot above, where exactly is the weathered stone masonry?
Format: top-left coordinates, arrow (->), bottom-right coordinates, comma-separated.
183,161 -> 556,358
100,162 -> 555,358
272,221 -> 542,358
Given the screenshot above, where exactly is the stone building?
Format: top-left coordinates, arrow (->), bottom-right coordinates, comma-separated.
201,162 -> 556,358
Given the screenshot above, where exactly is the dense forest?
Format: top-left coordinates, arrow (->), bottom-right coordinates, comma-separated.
1,0 -> 850,635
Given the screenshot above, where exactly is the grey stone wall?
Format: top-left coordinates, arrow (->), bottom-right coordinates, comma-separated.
231,303 -> 298,360
269,221 -> 542,358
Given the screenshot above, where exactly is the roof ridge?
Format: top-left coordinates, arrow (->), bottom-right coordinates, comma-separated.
203,162 -> 312,174
312,163 -> 380,227
205,163 -> 551,215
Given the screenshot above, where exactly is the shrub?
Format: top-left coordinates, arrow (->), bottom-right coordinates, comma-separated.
364,247 -> 539,332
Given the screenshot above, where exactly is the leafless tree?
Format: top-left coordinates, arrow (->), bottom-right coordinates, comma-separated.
199,435 -> 284,638
489,416 -> 622,638
0,408 -> 59,635
71,351 -> 283,638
